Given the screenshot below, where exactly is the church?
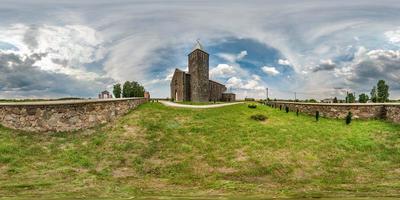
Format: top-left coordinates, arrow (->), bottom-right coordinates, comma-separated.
170,41 -> 236,102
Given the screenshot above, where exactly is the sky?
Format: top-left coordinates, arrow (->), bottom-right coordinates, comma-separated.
0,0 -> 400,100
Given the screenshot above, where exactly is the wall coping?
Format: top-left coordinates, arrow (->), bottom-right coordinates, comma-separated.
0,97 -> 146,106
269,101 -> 400,106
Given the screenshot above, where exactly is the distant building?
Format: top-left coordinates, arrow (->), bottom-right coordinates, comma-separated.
170,41 -> 235,102
222,93 -> 236,102
144,91 -> 150,99
321,98 -> 334,103
98,90 -> 112,99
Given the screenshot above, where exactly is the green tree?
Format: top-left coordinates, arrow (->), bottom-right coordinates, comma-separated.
122,81 -> 131,98
377,80 -> 389,102
307,99 -> 317,103
113,83 -> 121,98
370,86 -> 377,103
346,93 -> 356,103
333,97 -> 338,103
122,81 -> 145,98
358,93 -> 369,103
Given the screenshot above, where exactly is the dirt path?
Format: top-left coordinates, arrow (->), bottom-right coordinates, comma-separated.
159,101 -> 244,109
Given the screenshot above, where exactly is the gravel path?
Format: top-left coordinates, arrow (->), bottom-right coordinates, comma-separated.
159,101 -> 244,109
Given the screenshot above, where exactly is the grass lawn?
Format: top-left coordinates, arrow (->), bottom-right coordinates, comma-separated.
0,102 -> 400,199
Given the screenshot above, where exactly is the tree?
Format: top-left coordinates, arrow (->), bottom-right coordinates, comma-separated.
122,81 -> 145,98
113,83 -> 121,98
358,93 -> 369,103
346,93 -> 356,103
122,81 -> 131,98
377,80 -> 389,102
307,99 -> 317,103
333,97 -> 338,103
346,112 -> 352,125
370,86 -> 377,103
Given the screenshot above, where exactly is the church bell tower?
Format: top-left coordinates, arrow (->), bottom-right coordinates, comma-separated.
188,40 -> 209,102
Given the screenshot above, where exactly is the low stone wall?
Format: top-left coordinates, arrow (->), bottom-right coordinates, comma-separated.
0,98 -> 147,132
267,101 -> 400,123
384,105 -> 400,123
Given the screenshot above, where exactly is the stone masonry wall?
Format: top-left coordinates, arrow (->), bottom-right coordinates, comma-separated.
268,101 -> 400,123
385,105 -> 400,123
0,98 -> 147,132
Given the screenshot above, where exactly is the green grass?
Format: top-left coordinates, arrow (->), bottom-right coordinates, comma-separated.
0,102 -> 400,199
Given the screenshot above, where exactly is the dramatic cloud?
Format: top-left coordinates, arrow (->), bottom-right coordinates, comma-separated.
262,66 -> 280,76
347,48 -> 400,89
1,1 -> 400,99
0,24 -> 107,78
0,52 -> 112,98
0,24 -> 112,98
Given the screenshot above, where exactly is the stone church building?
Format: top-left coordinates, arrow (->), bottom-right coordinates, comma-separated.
170,41 -> 235,102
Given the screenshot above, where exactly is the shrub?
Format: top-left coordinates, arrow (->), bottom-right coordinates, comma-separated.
285,106 -> 289,113
245,98 -> 255,101
316,111 -> 320,121
251,114 -> 267,121
248,104 -> 257,109
296,109 -> 299,116
346,112 -> 352,125
279,105 -> 282,110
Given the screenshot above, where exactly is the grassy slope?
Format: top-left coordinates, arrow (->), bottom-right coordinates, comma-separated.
0,103 -> 400,199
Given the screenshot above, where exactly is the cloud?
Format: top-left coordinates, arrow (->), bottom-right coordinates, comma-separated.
226,76 -> 264,90
209,64 -> 236,79
262,66 -> 280,76
313,59 -> 337,72
217,50 -> 247,63
385,28 -> 400,45
237,50 -> 248,60
347,48 -> 400,89
278,59 -> 291,66
1,1 -> 400,99
0,24 -> 107,80
0,52 -> 112,98
0,24 -> 114,98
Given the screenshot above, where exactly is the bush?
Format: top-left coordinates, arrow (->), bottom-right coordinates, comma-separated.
296,109 -> 299,116
285,106 -> 289,113
316,111 -> 320,121
248,104 -> 257,109
346,112 -> 352,125
251,114 -> 267,121
245,98 -> 255,101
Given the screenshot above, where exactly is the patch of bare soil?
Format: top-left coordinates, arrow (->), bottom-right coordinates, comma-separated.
112,167 -> 136,178
122,125 -> 147,144
214,167 -> 238,174
235,149 -> 248,162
